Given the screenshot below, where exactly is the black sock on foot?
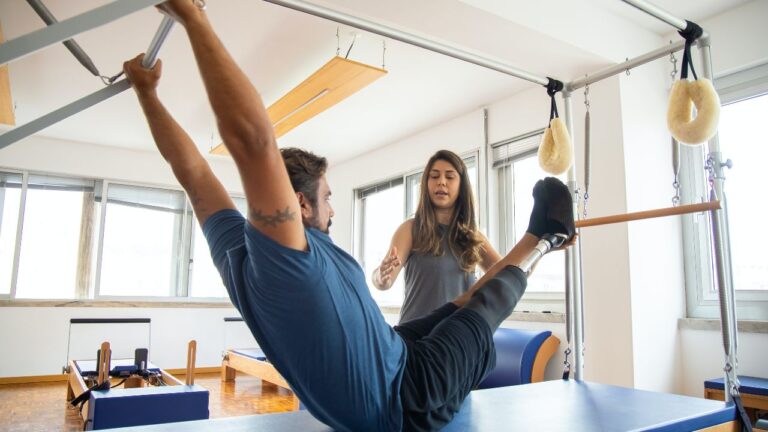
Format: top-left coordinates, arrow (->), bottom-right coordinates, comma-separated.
526,177 -> 575,240
526,179 -> 549,238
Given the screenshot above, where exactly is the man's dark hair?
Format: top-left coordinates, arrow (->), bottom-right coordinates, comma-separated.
281,147 -> 328,207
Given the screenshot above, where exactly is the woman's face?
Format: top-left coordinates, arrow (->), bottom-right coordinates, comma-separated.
427,159 -> 461,210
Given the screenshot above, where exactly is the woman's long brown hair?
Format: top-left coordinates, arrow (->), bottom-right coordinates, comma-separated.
412,150 -> 483,272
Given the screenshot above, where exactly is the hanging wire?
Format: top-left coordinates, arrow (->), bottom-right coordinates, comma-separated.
583,78 -> 591,219
344,34 -> 357,59
336,27 -> 340,56
382,40 -> 387,69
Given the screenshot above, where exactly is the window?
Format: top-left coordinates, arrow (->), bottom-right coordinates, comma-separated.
188,198 -> 247,298
681,63 -> 768,320
15,175 -> 97,299
0,172 -> 23,296
491,131 -> 566,309
354,152 -> 480,307
98,183 -> 187,297
0,169 -> 244,302
357,178 -> 405,307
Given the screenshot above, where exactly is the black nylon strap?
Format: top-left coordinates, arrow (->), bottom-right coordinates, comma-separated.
545,78 -> 564,121
733,394 -> 753,432
70,380 -> 110,407
678,20 -> 703,80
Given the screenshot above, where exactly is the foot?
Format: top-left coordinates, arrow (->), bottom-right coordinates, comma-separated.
526,177 -> 575,242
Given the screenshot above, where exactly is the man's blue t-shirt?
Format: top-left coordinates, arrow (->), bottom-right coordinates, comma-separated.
203,209 -> 407,431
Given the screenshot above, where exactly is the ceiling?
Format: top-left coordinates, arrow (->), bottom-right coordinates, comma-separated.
0,0 -> 750,165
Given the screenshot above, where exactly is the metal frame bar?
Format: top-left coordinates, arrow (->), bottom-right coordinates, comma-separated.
0,0 -> 164,66
568,40 -> 687,92
698,37 -> 740,404
263,0 -> 551,86
619,0 -> 687,30
0,16 -> 174,151
559,0 -> 740,394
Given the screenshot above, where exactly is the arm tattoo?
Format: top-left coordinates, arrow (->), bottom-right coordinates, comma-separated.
250,206 -> 296,227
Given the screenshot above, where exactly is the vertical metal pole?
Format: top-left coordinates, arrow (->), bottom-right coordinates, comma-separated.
698,36 -> 740,403
562,91 -> 585,380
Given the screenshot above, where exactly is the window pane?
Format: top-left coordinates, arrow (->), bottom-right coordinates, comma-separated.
719,93 -> 768,291
99,184 -> 185,297
497,155 -> 566,293
188,198 -> 245,299
362,185 -> 405,306
15,176 -> 94,299
0,173 -> 23,295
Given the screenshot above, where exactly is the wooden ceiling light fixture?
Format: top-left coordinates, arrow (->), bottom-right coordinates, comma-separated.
0,23 -> 16,126
210,56 -> 386,155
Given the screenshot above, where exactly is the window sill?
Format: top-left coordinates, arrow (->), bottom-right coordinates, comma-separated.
380,306 -> 565,324
0,299 -> 235,308
678,318 -> 768,334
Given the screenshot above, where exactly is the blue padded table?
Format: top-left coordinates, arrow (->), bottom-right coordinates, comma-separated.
102,379 -> 736,431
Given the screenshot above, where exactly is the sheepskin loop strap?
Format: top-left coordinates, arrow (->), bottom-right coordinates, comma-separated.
546,78 -> 564,120
678,20 -> 703,80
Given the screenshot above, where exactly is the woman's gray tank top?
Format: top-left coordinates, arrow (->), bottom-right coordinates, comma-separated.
400,226 -> 476,323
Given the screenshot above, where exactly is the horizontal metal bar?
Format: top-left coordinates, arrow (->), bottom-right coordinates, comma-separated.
620,0 -> 687,30
70,318 -> 150,324
0,0 -> 164,66
263,0 -> 550,86
567,39 -> 686,91
0,79 -> 131,150
0,16 -> 174,150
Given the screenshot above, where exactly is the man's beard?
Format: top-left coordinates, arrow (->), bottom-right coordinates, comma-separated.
309,212 -> 331,234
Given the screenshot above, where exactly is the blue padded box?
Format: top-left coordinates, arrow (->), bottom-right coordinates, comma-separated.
705,376 -> 768,397
477,328 -> 553,389
86,384 -> 209,430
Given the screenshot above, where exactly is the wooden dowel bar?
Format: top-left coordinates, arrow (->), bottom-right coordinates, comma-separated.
186,340 -> 197,385
576,201 -> 721,228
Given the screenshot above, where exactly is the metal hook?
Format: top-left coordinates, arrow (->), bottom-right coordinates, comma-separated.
336,27 -> 340,56
625,58 -> 631,76
583,76 -> 590,111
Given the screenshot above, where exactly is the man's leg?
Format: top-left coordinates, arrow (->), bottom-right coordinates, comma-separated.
455,177 -> 575,330
395,303 -> 459,343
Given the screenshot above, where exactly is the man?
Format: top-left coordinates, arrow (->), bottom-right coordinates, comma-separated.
124,1 -> 575,431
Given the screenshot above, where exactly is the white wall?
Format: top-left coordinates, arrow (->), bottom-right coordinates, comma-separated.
0,307 -> 246,376
0,134 -> 243,193
617,60 -> 686,393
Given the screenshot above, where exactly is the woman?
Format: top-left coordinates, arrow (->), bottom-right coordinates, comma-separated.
372,150 -> 501,323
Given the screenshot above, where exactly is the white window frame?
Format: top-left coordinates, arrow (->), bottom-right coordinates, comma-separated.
0,167 -> 242,303
681,62 -> 768,320
489,129 -> 565,312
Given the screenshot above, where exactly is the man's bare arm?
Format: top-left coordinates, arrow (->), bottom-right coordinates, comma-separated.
125,54 -> 234,226
159,0 -> 305,250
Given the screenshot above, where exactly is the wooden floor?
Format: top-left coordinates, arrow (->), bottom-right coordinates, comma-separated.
0,372 -> 298,432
